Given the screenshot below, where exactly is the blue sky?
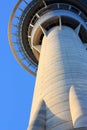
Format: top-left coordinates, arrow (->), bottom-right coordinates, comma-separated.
0,1 -> 35,130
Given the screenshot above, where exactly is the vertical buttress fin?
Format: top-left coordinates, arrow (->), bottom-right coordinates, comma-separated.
69,86 -> 87,128
28,100 -> 46,130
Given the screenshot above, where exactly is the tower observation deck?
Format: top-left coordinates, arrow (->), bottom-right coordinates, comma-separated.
8,0 -> 87,130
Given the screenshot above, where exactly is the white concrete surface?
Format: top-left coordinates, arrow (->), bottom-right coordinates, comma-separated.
28,26 -> 87,130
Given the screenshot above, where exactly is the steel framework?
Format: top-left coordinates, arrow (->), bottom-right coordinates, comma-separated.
8,0 -> 87,76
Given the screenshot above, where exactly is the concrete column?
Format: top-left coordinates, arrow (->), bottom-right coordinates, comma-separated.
28,26 -> 87,130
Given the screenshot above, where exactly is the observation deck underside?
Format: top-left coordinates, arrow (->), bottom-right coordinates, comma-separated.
8,0 -> 87,75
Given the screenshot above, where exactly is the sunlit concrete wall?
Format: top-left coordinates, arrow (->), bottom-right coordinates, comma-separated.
28,26 -> 87,130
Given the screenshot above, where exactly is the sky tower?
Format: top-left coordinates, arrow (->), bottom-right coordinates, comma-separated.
8,0 -> 87,130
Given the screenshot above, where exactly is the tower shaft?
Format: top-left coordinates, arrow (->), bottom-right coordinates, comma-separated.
28,26 -> 87,130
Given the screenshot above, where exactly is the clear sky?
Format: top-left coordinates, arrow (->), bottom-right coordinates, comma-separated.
0,1 -> 35,130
